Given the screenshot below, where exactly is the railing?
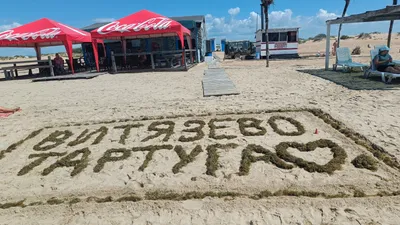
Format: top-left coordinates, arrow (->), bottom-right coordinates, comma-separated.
110,49 -> 197,73
0,56 -> 54,78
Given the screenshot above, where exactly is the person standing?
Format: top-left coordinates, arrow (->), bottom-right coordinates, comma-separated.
332,39 -> 338,56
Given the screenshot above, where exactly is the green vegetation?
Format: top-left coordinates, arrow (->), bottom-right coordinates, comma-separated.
275,139 -> 347,174
208,118 -> 237,140
141,121 -> 175,142
68,127 -> 108,147
237,118 -> 267,136
42,148 -> 91,176
313,33 -> 327,42
0,129 -> 43,160
206,143 -> 238,176
18,152 -> 67,176
114,124 -> 144,145
340,35 -> 352,40
178,120 -> 206,142
357,33 -> 372,39
351,154 -> 378,171
72,48 -> 83,54
268,116 -> 305,136
132,145 -> 174,171
172,145 -> 203,174
239,144 -> 293,176
94,148 -> 131,173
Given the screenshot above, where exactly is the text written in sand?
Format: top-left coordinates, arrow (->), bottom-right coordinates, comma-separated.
3,111 -> 393,178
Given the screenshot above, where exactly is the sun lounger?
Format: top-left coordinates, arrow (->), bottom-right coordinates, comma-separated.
333,47 -> 369,72
364,49 -> 400,83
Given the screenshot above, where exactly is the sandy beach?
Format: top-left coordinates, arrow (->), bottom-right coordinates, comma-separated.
1,37 -> 400,225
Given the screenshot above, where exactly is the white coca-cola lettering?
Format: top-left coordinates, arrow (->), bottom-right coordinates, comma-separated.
97,17 -> 172,35
0,28 -> 61,41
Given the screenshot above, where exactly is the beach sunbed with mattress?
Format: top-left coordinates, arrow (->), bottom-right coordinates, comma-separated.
364,49 -> 400,83
333,47 -> 369,72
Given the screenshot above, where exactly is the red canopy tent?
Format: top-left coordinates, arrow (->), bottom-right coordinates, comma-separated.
91,10 -> 193,71
0,18 -> 100,74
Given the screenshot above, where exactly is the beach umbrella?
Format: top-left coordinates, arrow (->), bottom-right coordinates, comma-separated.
0,18 -> 99,73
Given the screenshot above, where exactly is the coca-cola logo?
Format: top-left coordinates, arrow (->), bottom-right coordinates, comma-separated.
0,28 -> 61,41
97,17 -> 172,35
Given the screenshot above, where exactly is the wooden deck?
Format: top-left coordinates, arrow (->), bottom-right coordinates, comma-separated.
32,72 -> 106,82
202,68 -> 239,97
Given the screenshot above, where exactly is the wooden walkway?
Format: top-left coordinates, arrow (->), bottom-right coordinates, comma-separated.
202,67 -> 239,97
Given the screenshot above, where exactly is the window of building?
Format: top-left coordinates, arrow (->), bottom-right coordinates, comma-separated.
262,33 -> 267,42
268,33 -> 279,42
279,32 -> 288,42
288,31 -> 297,42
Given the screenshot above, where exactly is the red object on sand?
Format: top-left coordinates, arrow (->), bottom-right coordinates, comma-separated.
315,129 -> 319,134
0,109 -> 21,118
91,10 -> 193,70
0,18 -> 101,73
0,112 -> 14,118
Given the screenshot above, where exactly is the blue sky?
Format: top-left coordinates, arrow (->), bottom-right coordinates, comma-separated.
0,0 -> 399,56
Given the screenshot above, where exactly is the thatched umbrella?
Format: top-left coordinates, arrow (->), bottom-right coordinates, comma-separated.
261,0 -> 274,67
337,0 -> 350,48
388,0 -> 398,48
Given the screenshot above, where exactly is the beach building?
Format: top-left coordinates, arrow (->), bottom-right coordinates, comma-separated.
81,15 -> 207,68
221,39 -> 226,52
255,28 -> 300,58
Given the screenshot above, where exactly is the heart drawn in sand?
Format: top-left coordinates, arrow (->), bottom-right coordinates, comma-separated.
275,139 -> 347,174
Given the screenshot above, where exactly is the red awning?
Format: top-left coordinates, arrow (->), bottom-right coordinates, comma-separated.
91,10 -> 191,44
0,18 -> 99,73
0,18 -> 92,47
90,10 -> 192,71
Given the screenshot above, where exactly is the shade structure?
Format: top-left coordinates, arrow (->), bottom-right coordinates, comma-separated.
91,10 -> 192,70
0,18 -> 99,73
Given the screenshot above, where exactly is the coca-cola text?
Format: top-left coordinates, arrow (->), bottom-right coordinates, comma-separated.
0,28 -> 61,41
97,17 -> 172,35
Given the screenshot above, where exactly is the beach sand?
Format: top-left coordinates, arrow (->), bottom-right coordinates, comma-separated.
0,36 -> 400,224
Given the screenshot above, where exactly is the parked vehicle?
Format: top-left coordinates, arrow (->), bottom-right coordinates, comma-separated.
224,40 -> 256,59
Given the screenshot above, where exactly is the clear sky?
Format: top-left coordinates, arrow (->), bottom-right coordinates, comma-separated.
0,0 -> 398,56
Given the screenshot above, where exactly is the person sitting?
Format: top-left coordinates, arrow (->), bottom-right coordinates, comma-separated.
374,46 -> 400,73
138,49 -> 147,68
54,53 -> 65,75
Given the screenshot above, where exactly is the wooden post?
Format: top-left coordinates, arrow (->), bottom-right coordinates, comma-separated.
4,70 -> 9,80
48,56 -> 55,76
13,63 -> 18,77
183,50 -> 187,70
325,24 -> 331,71
150,53 -> 155,70
111,51 -> 117,74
